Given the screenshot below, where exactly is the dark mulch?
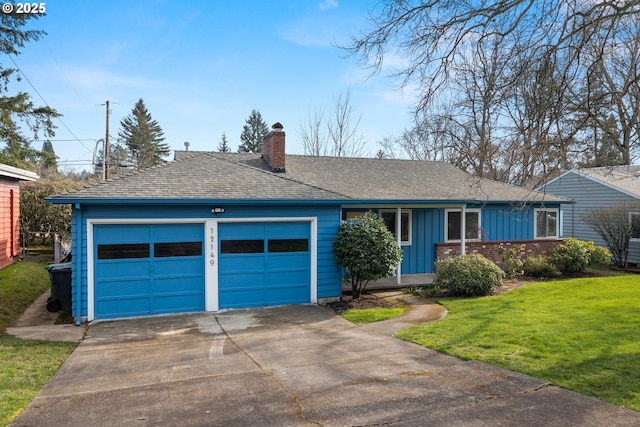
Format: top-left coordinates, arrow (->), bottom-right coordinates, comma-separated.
322,292 -> 397,314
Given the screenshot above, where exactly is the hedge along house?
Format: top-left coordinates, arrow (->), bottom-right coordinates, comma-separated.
0,163 -> 38,269
48,123 -> 568,324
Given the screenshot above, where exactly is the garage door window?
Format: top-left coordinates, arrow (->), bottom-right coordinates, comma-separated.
268,238 -> 308,253
221,239 -> 264,254
97,243 -> 150,260
154,241 -> 202,257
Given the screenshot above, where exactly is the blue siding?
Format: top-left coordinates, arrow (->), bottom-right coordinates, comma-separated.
71,204 -> 342,319
480,205 -> 532,240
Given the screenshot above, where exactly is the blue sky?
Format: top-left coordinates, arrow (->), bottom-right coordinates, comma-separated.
11,0 -> 416,172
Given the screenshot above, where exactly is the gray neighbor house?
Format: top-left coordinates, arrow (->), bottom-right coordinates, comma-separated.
540,165 -> 640,266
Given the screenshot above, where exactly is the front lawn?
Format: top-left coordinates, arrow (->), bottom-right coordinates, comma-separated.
396,274 -> 640,411
0,261 -> 77,426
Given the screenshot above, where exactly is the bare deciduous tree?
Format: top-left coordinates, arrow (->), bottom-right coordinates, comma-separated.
345,0 -> 640,112
583,202 -> 640,267
328,89 -> 367,157
299,106 -> 327,156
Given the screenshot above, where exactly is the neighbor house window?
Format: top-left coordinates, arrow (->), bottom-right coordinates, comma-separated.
535,208 -> 558,238
445,209 -> 481,241
630,212 -> 640,240
379,209 -> 412,245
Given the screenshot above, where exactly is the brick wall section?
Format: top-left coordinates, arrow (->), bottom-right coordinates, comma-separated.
262,128 -> 286,172
436,239 -> 564,266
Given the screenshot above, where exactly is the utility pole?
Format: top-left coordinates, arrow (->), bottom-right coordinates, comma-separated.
105,100 -> 110,180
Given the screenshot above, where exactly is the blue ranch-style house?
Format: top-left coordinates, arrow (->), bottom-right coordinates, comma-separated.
49,124 -> 567,324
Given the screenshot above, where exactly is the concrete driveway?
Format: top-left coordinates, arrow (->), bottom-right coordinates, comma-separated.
12,305 -> 640,426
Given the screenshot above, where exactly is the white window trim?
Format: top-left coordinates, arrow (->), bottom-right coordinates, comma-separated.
534,208 -> 559,239
629,211 -> 640,241
445,208 -> 481,242
379,209 -> 412,246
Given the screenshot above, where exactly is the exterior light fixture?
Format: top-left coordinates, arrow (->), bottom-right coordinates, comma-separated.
212,207 -> 225,215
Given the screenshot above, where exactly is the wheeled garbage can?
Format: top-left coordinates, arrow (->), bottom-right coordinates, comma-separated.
46,263 -> 72,312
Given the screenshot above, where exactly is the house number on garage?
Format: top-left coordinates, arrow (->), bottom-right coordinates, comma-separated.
209,229 -> 215,265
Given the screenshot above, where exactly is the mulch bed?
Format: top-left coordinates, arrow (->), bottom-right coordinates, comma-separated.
321,292 -> 397,314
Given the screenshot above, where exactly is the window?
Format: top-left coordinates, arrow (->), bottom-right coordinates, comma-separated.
445,209 -> 481,241
379,209 -> 411,245
630,212 -> 640,240
535,208 -> 558,239
220,240 -> 264,254
268,239 -> 308,253
154,241 -> 202,258
97,243 -> 150,260
343,210 -> 369,220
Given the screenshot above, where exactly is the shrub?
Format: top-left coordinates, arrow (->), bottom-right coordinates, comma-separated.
550,238 -> 611,273
333,211 -> 403,299
434,254 -> 504,297
522,255 -> 561,278
497,244 -> 524,278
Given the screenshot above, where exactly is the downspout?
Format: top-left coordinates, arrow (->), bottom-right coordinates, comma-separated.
396,207 -> 402,285
74,203 -> 82,326
460,205 -> 466,256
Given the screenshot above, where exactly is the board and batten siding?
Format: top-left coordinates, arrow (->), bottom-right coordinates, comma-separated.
379,205 -> 542,275
0,180 -> 20,269
543,171 -> 640,264
70,203 -> 343,321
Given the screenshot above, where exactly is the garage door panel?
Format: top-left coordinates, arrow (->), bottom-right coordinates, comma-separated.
266,222 -> 308,237
152,293 -> 203,312
95,260 -> 150,278
94,223 -> 204,320
96,296 -> 150,319
267,286 -> 309,305
95,278 -> 150,298
219,223 -> 266,239
95,224 -> 151,243
152,276 -> 204,294
218,255 -> 265,270
218,222 -> 311,309
266,270 -> 309,286
153,258 -> 203,275
220,289 -> 266,308
152,223 -> 202,241
219,271 -> 265,289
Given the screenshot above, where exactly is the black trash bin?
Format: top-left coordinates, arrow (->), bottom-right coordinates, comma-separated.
46,263 -> 72,313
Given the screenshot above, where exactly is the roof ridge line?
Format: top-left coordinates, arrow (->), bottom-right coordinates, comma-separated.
210,152 -> 353,199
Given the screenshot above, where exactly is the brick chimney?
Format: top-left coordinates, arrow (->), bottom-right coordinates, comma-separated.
262,122 -> 285,173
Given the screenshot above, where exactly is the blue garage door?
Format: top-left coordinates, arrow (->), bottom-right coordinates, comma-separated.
94,223 -> 205,319
218,222 -> 311,309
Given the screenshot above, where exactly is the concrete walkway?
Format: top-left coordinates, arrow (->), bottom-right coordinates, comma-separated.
10,299 -> 640,426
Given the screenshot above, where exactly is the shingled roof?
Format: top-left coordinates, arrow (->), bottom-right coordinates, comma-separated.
566,166 -> 640,198
49,151 -> 566,204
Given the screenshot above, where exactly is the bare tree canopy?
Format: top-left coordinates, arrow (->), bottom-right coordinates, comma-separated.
353,1 -> 640,185
346,0 -> 640,111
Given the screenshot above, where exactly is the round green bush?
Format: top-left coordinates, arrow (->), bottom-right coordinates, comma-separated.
434,254 -> 504,297
550,238 -> 611,273
522,255 -> 561,278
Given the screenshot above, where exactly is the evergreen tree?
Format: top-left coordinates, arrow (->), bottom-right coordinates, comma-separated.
238,110 -> 268,153
118,99 -> 170,170
39,140 -> 57,176
0,12 -> 60,170
218,132 -> 231,152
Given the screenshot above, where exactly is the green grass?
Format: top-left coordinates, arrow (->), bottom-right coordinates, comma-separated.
341,307 -> 403,324
0,261 -> 76,426
396,274 -> 640,411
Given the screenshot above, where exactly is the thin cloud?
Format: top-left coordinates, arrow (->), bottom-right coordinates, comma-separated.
319,0 -> 339,11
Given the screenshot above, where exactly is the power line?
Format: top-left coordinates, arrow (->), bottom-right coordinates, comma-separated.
7,54 -> 93,156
